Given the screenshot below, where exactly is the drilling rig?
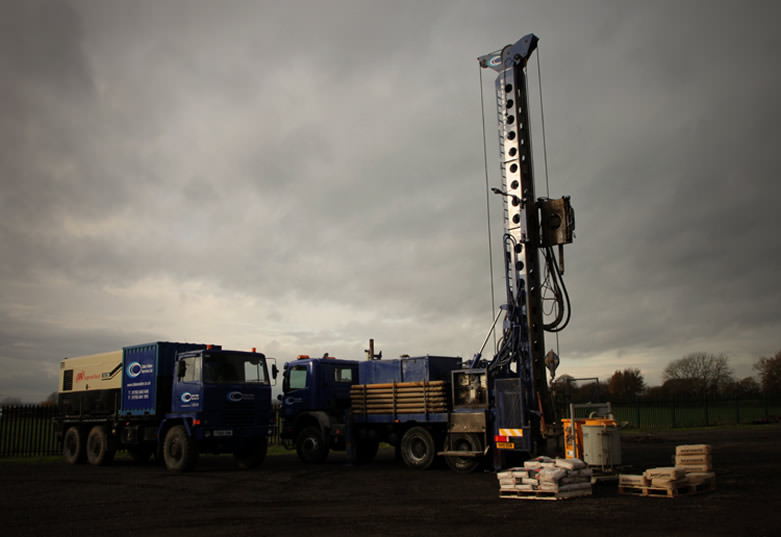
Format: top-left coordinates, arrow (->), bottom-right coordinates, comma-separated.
470,33 -> 575,465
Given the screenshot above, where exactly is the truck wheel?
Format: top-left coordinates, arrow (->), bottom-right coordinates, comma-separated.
400,426 -> 436,470
235,438 -> 268,469
444,433 -> 483,473
63,427 -> 85,464
163,425 -> 198,472
296,426 -> 329,463
86,425 -> 115,466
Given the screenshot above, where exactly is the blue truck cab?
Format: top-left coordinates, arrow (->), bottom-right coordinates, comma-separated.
163,346 -> 277,470
280,355 -> 359,463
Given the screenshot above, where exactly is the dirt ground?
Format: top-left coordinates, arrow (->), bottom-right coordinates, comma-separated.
1,425 -> 780,537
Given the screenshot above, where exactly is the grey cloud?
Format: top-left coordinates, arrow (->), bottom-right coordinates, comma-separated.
2,1 -> 780,401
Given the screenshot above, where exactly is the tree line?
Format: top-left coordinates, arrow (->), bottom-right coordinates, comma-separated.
552,349 -> 781,404
3,350 -> 780,407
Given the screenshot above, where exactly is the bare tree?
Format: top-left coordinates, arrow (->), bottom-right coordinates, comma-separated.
663,352 -> 734,398
754,350 -> 781,396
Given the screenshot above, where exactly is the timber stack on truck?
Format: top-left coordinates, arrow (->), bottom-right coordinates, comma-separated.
281,33 -> 576,472
55,341 -> 278,472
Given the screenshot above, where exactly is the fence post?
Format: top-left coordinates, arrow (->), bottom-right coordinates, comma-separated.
0,404 -> 59,458
11,406 -> 20,456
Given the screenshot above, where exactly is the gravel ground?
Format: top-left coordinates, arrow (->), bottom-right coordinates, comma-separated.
1,424 -> 779,537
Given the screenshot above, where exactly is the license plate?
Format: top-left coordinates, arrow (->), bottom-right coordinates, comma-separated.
496,442 -> 515,449
213,430 -> 233,437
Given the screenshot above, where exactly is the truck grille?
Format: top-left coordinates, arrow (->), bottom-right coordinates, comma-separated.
222,400 -> 258,427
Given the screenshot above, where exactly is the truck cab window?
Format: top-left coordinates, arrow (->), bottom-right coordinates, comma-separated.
244,360 -> 268,383
334,367 -> 353,383
179,357 -> 201,383
288,366 -> 308,390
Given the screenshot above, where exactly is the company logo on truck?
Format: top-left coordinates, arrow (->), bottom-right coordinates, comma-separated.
75,370 -> 100,383
226,391 -> 255,402
126,362 -> 143,378
180,392 -> 200,404
126,361 -> 154,379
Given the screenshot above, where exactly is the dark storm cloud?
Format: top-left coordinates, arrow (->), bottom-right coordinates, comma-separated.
0,1 -> 136,284
552,2 -> 781,365
1,1 -> 780,400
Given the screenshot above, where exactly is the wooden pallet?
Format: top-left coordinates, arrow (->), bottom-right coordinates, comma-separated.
499,488 -> 592,501
618,476 -> 716,498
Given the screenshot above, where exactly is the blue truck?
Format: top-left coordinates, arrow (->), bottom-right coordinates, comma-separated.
281,354 -> 499,472
55,341 -> 277,471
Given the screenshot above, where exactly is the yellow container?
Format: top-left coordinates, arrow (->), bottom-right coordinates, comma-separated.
562,417 -> 617,459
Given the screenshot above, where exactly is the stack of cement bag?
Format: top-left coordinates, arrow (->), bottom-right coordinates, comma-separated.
675,444 -> 712,472
498,456 -> 592,498
642,467 -> 688,489
618,443 -> 716,497
675,444 -> 716,490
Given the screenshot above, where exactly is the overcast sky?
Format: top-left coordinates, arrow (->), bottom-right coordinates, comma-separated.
2,0 -> 780,402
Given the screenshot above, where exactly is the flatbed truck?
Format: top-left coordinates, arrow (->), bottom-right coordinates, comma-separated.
281,354 -> 498,471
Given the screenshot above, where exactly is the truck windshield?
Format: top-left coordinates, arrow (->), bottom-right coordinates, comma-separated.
202,352 -> 269,384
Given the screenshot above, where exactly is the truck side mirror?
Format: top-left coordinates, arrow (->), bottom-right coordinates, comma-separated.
272,363 -> 279,380
177,359 -> 186,380
277,394 -> 282,401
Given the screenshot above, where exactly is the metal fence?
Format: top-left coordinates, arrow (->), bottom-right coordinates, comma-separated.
609,398 -> 781,430
0,404 -> 285,458
0,405 -> 59,457
4,399 -> 779,458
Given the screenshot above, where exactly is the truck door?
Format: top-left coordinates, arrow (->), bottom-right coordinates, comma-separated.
282,363 -> 310,416
321,363 -> 356,415
172,354 -> 204,413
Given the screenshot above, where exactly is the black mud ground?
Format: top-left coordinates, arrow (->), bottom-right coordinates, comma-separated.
1,425 -> 780,537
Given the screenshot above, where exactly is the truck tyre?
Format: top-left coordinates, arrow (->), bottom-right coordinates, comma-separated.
163,425 -> 198,472
400,426 -> 436,470
86,425 -> 115,466
63,427 -> 85,464
444,433 -> 483,473
296,426 -> 329,463
235,438 -> 268,469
